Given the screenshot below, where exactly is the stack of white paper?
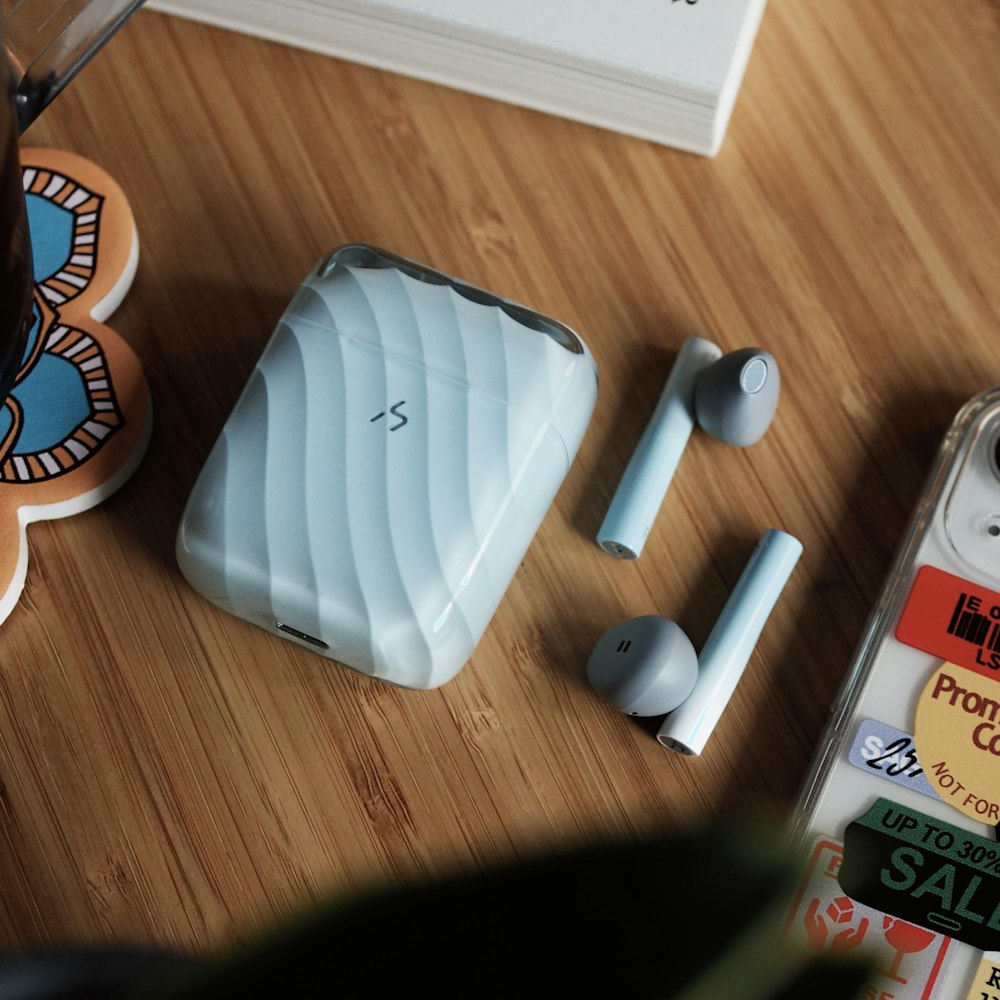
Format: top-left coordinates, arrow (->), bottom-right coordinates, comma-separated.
147,0 -> 768,156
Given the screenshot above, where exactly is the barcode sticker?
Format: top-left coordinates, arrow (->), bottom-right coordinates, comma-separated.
897,566 -> 1000,680
949,592 -> 1000,656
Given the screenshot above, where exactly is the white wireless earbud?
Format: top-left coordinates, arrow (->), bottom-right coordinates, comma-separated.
596,337 -> 780,560
585,529 -> 802,756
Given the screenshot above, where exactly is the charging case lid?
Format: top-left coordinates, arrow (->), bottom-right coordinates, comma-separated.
177,245 -> 597,689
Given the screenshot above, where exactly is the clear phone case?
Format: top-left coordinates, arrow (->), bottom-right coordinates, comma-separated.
787,386 -> 1000,998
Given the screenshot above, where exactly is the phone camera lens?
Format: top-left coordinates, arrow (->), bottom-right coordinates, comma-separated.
987,515 -> 1000,538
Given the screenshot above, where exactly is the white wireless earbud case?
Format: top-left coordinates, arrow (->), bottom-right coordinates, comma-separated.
176,245 -> 598,689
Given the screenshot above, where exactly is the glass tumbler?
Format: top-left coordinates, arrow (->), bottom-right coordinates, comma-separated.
0,0 -> 146,401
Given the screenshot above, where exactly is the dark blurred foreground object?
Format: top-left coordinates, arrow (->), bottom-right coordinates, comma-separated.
0,822 -> 876,999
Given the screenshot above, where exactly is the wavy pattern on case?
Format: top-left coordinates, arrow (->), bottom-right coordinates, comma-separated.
178,253 -> 597,689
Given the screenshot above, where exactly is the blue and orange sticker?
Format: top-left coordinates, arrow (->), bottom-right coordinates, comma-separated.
0,148 -> 151,623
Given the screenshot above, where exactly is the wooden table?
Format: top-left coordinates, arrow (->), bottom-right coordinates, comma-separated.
1,0 -> 998,953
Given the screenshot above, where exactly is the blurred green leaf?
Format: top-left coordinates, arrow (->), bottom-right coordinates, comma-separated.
139,821 -> 874,1000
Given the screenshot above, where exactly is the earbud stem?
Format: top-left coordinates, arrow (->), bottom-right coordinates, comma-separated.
596,337 -> 722,560
656,529 -> 802,756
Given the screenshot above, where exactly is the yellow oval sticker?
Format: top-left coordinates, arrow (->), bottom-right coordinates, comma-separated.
915,663 -> 1000,825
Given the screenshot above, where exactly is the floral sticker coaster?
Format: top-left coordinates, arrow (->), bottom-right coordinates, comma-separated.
0,147 -> 152,622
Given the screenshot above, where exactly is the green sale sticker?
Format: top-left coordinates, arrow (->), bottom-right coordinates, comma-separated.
841,798 -> 1000,951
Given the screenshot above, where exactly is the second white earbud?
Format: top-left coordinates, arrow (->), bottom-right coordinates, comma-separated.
585,615 -> 699,717
585,528 -> 802,756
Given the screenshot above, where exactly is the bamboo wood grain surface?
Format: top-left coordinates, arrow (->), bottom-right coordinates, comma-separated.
1,0 -> 999,954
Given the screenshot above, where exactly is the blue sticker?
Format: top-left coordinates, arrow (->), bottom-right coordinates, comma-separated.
848,719 -> 939,800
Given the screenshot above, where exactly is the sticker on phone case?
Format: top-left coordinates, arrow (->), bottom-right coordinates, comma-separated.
783,836 -> 952,998
897,566 -> 1000,682
841,798 -> 1000,952
961,953 -> 1000,1000
850,719 -> 940,800
914,663 -> 1000,823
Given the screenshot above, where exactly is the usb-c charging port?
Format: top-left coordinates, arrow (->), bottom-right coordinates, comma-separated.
275,621 -> 329,650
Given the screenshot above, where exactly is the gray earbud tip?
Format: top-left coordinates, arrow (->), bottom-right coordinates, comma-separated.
695,348 -> 780,447
585,616 -> 698,717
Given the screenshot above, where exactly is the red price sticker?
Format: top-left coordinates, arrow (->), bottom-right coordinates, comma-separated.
897,566 -> 1000,681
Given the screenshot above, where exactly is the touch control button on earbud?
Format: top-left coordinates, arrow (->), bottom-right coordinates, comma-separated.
741,357 -> 768,394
